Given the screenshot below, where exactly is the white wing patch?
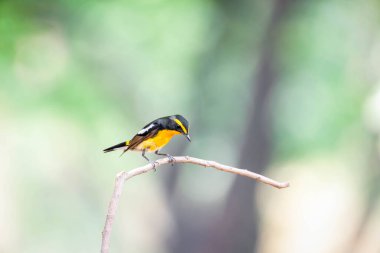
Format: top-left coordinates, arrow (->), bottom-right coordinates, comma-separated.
137,123 -> 156,135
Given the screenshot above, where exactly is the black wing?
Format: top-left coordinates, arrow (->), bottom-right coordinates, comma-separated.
126,121 -> 161,150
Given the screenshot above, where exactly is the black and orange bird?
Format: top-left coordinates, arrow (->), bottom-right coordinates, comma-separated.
103,115 -> 190,162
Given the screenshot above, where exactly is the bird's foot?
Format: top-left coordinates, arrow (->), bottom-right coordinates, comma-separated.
150,161 -> 159,172
167,155 -> 175,165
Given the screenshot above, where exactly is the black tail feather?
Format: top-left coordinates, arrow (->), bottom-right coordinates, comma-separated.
103,141 -> 127,153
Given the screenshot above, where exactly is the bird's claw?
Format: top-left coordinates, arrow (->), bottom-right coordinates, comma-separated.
150,161 -> 159,172
167,155 -> 175,165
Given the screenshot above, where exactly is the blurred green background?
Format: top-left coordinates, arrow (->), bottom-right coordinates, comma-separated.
1,0 -> 380,252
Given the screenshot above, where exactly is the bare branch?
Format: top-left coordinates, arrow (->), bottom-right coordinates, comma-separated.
101,156 -> 289,253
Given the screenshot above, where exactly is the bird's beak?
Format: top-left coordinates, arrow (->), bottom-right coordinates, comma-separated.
186,134 -> 191,142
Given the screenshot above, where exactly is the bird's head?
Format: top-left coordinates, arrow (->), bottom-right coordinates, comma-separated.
169,115 -> 191,142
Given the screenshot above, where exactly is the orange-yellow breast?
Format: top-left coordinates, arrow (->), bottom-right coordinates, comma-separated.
136,130 -> 180,152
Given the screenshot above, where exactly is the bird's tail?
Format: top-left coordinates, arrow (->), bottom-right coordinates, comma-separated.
103,141 -> 129,153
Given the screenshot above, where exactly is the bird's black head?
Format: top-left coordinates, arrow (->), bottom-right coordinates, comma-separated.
168,115 -> 191,142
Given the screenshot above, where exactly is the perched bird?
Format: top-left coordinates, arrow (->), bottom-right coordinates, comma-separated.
103,115 -> 191,162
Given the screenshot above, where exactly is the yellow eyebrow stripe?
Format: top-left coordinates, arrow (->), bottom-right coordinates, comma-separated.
174,118 -> 187,134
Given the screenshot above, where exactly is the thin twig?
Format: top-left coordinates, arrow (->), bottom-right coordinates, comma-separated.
101,156 -> 289,253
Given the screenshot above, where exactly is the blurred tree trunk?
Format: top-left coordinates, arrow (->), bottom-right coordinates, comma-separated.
163,1 -> 295,253
200,1 -> 294,253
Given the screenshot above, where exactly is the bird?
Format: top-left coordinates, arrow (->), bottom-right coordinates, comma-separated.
103,115 -> 191,163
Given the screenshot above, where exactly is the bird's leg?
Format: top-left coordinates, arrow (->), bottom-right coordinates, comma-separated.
155,150 -> 175,165
142,149 -> 150,162
142,150 -> 158,171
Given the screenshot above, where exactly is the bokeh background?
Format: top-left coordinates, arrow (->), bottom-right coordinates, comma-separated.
1,0 -> 380,252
